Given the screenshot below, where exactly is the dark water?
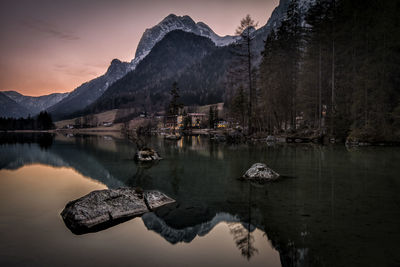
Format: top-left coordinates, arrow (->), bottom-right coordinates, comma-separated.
0,133 -> 399,267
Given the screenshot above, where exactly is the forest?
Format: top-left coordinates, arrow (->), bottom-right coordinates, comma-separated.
0,111 -> 55,131
230,0 -> 400,142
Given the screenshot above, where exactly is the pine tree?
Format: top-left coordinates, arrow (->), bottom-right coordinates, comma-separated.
259,0 -> 303,133
167,82 -> 184,132
230,86 -> 248,127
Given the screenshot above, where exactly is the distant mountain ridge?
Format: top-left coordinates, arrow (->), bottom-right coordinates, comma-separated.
48,15 -> 238,120
83,30 -> 219,116
133,14 -> 238,64
47,59 -> 132,120
0,92 -> 31,118
7,0 -> 317,120
2,91 -> 69,116
84,0 -> 316,114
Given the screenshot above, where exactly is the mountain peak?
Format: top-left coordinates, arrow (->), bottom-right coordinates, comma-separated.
105,58 -> 130,77
161,14 -> 195,23
133,14 -> 238,65
110,58 -> 122,65
1,90 -> 69,117
164,13 -> 177,19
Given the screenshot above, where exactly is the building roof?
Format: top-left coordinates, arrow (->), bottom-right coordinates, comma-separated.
188,113 -> 206,116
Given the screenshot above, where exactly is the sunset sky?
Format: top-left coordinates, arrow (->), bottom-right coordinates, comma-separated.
0,0 -> 279,96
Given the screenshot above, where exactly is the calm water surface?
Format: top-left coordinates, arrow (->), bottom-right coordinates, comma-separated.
0,133 -> 399,267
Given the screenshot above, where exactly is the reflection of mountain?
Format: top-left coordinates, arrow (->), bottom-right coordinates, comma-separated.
0,144 -> 66,170
0,135 -> 125,188
142,211 -> 265,261
0,134 -> 311,265
142,212 -> 244,244
2,134 -> 398,266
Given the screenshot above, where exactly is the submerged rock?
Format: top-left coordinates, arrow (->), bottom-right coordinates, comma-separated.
134,148 -> 162,162
61,188 -> 174,234
225,130 -> 246,144
210,134 -> 226,142
164,134 -> 181,140
241,163 -> 280,182
266,135 -> 276,142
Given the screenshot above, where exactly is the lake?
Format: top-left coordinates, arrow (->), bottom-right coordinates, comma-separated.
0,133 -> 399,267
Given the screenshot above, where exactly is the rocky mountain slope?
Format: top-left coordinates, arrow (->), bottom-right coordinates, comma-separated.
0,92 -> 31,118
133,14 -> 238,63
47,59 -> 132,120
49,0 -> 316,120
49,15 -> 238,120
81,30 -> 218,116
72,0 -> 318,117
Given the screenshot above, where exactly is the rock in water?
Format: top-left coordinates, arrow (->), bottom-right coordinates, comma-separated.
134,148 -> 162,162
61,188 -> 174,234
164,134 -> 181,140
266,135 -> 276,142
241,163 -> 280,182
144,190 -> 175,210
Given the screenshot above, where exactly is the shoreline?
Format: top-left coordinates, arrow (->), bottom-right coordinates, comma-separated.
1,129 -> 399,147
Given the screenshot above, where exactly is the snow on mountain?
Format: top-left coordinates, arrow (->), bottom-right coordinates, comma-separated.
298,0 -> 316,13
132,14 -> 238,67
49,15 -> 237,120
250,0 -> 315,58
254,0 -> 315,38
132,1 -> 316,67
298,0 -> 317,26
49,1 -> 316,120
0,92 -> 31,118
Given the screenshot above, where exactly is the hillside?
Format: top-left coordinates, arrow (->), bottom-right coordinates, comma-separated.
0,92 -> 31,118
80,30 -> 219,116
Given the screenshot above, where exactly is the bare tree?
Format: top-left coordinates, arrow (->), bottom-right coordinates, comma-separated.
235,14 -> 258,135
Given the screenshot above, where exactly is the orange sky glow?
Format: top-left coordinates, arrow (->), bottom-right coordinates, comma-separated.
0,0 -> 279,96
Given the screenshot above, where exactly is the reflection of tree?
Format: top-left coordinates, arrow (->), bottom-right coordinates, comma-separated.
128,163 -> 156,187
38,133 -> 54,150
228,183 -> 258,260
170,161 -> 181,195
0,132 -> 54,149
0,132 -> 54,150
228,222 -> 258,260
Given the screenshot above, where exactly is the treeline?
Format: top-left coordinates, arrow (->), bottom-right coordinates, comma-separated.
0,111 -> 55,131
232,0 -> 400,142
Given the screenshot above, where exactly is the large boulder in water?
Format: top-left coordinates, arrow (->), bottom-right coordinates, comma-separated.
134,148 -> 162,162
241,163 -> 280,182
61,188 -> 174,234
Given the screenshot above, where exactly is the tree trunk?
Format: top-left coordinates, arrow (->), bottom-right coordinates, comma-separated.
331,39 -> 335,134
247,33 -> 253,135
319,41 -> 322,130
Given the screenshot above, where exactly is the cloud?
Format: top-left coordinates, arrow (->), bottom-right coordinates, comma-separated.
84,61 -> 109,70
20,18 -> 80,41
54,63 -> 98,77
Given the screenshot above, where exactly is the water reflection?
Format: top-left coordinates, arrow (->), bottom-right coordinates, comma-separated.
0,132 -> 54,150
128,162 -> 156,187
142,212 -> 241,244
228,222 -> 258,260
1,133 -> 400,266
